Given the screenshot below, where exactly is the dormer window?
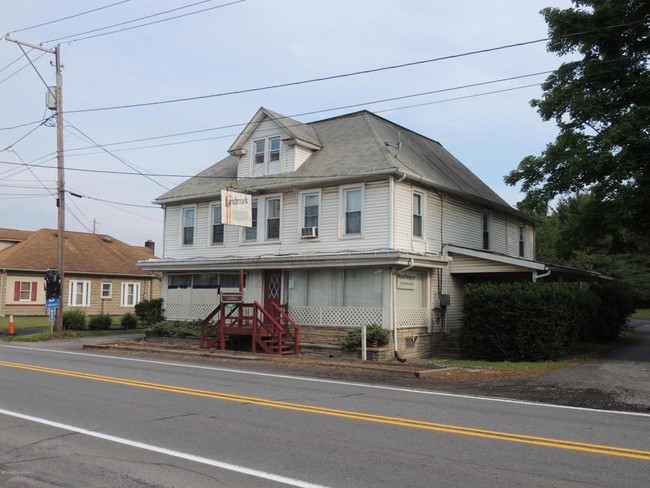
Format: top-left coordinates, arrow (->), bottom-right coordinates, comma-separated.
254,140 -> 265,164
269,137 -> 280,162
253,137 -> 281,165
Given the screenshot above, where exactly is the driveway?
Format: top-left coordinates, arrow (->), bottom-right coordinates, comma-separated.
450,319 -> 650,412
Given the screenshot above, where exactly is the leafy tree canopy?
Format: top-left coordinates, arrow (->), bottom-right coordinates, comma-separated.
506,0 -> 650,234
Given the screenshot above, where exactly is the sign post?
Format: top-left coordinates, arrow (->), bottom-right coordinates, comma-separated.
46,297 -> 60,334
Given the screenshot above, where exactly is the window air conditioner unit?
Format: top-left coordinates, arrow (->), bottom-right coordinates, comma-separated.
301,227 -> 318,239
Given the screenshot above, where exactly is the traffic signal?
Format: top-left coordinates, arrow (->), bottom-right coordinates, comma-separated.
45,268 -> 61,300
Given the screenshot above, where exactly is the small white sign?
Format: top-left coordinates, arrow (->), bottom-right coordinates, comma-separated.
221,190 -> 252,227
396,272 -> 416,290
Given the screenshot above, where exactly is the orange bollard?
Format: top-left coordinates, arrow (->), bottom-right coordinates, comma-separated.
8,314 -> 15,335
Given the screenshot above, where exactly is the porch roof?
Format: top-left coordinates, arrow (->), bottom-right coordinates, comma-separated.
139,250 -> 450,272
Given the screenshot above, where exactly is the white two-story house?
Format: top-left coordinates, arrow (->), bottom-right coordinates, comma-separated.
140,107 -> 564,359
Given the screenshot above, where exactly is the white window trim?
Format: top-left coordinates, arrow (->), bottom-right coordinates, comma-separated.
209,202 -> 225,246
299,189 -> 321,239
69,280 -> 91,307
518,224 -> 525,257
482,212 -> 491,250
243,198 -> 259,243
121,282 -> 141,307
180,205 -> 197,246
412,190 -> 425,239
265,196 -> 282,241
241,194 -> 282,244
339,184 -> 364,238
101,282 -> 112,299
18,281 -> 34,301
250,136 -> 282,174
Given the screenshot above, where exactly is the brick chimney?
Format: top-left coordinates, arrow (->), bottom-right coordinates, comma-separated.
144,240 -> 155,254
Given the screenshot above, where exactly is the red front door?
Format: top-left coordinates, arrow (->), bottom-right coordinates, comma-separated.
264,270 -> 282,319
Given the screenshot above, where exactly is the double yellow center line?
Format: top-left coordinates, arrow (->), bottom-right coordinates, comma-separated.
1,360 -> 649,461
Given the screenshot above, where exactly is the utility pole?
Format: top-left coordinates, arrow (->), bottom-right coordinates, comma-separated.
5,37 -> 65,332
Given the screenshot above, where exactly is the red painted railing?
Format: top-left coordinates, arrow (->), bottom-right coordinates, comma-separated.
199,302 -> 300,355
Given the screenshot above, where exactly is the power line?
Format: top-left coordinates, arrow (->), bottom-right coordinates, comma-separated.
7,0 -> 133,34
0,116 -> 52,152
5,78 -> 544,173
64,20 -> 644,115
0,50 -> 48,86
67,41 -> 551,114
45,0 -> 246,44
63,121 -> 171,190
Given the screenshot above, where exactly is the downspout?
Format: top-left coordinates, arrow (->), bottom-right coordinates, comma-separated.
392,172 -> 409,363
393,258 -> 413,363
533,269 -> 551,282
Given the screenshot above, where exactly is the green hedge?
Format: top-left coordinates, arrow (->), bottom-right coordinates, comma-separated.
460,282 -> 600,361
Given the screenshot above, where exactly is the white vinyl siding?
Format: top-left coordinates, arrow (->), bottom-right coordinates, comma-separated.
160,180 -> 391,259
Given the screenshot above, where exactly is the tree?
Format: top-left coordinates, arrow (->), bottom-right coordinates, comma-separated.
506,0 -> 650,235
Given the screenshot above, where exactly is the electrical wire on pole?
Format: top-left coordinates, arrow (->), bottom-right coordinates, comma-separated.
5,36 -> 66,332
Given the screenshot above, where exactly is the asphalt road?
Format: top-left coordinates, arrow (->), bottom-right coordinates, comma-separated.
0,342 -> 648,487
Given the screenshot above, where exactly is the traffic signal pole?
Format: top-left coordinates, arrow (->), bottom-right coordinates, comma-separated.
6,37 -> 65,332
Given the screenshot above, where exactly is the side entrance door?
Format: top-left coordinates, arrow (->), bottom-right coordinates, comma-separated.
263,270 -> 282,321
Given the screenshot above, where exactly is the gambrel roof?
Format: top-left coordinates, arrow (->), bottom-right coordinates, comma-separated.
155,109 -> 524,219
0,228 -> 157,276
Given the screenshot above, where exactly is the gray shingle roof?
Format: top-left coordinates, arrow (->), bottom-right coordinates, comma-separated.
154,109 -> 516,214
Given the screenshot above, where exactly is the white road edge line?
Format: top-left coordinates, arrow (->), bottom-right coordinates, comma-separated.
0,407 -> 330,488
2,344 -> 649,418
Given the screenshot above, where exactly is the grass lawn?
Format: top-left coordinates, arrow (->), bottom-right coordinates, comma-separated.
0,315 -> 143,341
0,315 -> 51,330
633,308 -> 650,320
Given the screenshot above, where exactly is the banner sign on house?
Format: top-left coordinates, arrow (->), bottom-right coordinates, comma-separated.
221,189 -> 252,227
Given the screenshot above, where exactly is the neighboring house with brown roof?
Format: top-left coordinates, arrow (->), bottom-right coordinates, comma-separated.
0,228 -> 160,317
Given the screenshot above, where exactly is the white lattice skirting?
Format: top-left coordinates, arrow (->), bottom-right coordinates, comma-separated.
288,306 -> 383,327
166,303 -> 217,320
395,308 -> 428,328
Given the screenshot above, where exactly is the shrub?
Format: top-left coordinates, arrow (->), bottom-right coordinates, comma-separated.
460,282 -> 599,361
342,324 -> 389,351
63,309 -> 87,330
88,314 -> 113,330
121,313 -> 139,329
145,320 -> 200,338
134,298 -> 165,327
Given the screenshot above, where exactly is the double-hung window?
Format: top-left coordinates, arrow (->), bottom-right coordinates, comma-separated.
211,204 -> 225,245
182,206 -> 195,245
269,137 -> 281,162
14,281 -> 37,302
266,197 -> 281,240
482,212 -> 491,250
302,191 -> 320,229
518,225 -> 525,257
121,282 -> 140,307
254,140 -> 265,164
413,192 -> 423,238
101,282 -> 112,299
342,186 -> 362,236
253,137 -> 281,166
69,281 -> 91,307
245,200 -> 258,242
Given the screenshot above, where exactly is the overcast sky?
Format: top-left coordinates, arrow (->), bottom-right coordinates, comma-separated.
1,0 -> 574,250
